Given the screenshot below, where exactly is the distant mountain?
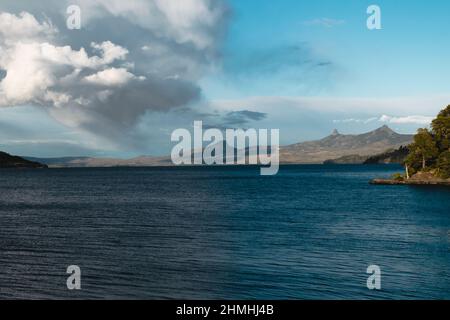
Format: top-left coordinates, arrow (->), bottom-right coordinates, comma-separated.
24,156 -> 90,166
0,151 -> 47,168
24,126 -> 414,167
25,155 -> 173,168
281,125 -> 413,164
26,141 -> 245,168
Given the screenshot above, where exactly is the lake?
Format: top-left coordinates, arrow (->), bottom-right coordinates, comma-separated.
0,165 -> 449,299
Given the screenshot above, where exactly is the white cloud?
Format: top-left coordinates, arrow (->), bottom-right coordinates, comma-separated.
379,115 -> 434,125
0,40 -> 132,105
0,11 -> 56,42
0,42 -> 56,105
40,42 -> 128,69
333,115 -> 434,126
333,117 -> 378,124
84,67 -> 143,86
91,41 -> 129,65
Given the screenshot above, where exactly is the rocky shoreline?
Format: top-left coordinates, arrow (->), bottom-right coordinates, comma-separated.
371,171 -> 450,186
371,178 -> 450,186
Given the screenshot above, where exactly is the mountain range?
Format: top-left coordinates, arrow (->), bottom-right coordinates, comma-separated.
18,125 -> 413,167
280,125 -> 413,164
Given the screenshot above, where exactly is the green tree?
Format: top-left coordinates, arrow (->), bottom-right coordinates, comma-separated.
404,151 -> 421,176
436,151 -> 450,179
431,105 -> 450,152
407,128 -> 439,170
403,105 -> 450,179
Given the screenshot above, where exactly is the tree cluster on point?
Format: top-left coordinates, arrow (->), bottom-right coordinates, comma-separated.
404,105 -> 450,179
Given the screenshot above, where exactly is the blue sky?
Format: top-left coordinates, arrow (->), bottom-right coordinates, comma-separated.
1,0 -> 450,157
204,0 -> 450,98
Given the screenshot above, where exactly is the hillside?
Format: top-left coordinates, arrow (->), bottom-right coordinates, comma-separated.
27,155 -> 173,168
0,151 -> 47,168
324,146 -> 410,165
281,125 -> 413,164
323,154 -> 370,165
363,146 -> 409,164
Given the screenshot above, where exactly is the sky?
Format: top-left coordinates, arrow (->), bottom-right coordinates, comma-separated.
1,0 -> 450,157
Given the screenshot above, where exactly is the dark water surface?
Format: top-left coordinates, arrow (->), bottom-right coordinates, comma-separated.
0,165 -> 449,299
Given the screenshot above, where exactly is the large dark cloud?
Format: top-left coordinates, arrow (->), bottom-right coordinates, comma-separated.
0,0 -> 229,149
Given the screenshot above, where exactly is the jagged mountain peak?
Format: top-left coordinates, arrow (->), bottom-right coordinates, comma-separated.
374,125 -> 395,134
331,129 -> 340,136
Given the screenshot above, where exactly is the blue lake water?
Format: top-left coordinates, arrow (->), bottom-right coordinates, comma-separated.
0,165 -> 449,299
